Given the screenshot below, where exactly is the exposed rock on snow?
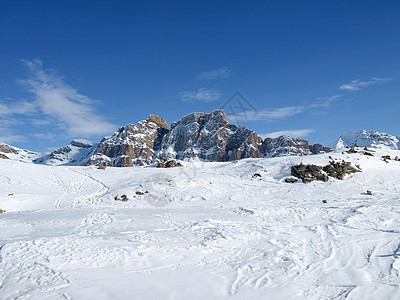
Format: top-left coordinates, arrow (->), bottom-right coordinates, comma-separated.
291,160 -> 361,183
291,164 -> 329,183
0,153 -> 9,159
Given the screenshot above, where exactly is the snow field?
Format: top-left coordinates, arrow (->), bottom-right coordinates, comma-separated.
1,149 -> 400,299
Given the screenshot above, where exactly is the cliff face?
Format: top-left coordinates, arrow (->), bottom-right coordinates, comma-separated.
88,115 -> 170,167
155,110 -> 263,162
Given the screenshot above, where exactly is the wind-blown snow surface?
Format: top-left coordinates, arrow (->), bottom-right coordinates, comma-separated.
1,150 -> 400,299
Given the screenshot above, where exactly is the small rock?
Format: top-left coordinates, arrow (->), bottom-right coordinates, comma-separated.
322,200 -> 327,203
284,178 -> 298,183
0,209 -> 6,213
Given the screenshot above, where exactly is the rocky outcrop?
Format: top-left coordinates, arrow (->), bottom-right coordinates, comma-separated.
155,110 -> 263,161
291,161 -> 361,183
88,115 -> 170,167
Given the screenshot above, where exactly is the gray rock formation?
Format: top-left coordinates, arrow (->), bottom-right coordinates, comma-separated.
261,136 -> 312,157
88,115 -> 170,167
155,110 -> 263,162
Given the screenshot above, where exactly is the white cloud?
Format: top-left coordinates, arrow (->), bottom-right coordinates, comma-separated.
339,77 -> 392,91
19,59 -> 116,137
32,133 -> 57,140
180,88 -> 222,102
260,129 -> 315,139
228,105 -> 306,122
0,134 -> 27,144
309,95 -> 342,108
0,100 -> 37,116
197,68 -> 231,80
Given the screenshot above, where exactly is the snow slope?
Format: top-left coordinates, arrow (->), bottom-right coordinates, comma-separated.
1,149 -> 400,299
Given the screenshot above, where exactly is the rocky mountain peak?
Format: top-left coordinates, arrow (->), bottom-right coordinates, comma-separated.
88,115 -> 170,167
147,114 -> 169,130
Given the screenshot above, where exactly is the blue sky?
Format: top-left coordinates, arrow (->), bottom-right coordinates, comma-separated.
1,0 -> 399,152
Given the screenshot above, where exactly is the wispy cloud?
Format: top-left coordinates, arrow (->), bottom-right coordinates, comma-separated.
32,133 -> 57,140
180,88 -> 222,102
0,134 -> 27,144
309,95 -> 342,108
0,100 -> 37,116
18,59 -> 116,137
228,105 -> 306,122
260,129 -> 315,139
197,67 -> 231,81
339,77 -> 392,91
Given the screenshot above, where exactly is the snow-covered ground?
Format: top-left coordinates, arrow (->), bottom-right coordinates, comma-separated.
1,149 -> 400,299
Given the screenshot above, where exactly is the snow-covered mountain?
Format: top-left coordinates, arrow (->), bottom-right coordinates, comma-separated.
0,142 -> 42,163
332,130 -> 400,150
34,139 -> 97,166
1,110 -> 333,167
85,110 -> 332,166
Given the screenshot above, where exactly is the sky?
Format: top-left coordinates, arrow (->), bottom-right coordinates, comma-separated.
1,0 -> 399,152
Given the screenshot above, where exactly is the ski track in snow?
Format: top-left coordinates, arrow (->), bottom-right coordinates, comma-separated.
1,149 -> 400,299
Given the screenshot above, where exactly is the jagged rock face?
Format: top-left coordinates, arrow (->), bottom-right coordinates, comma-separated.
35,139 -> 96,166
261,136 -> 312,157
332,130 -> 400,150
88,115 -> 170,167
156,110 -> 263,161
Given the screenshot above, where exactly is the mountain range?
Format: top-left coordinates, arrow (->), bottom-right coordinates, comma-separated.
1,110 -> 398,167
